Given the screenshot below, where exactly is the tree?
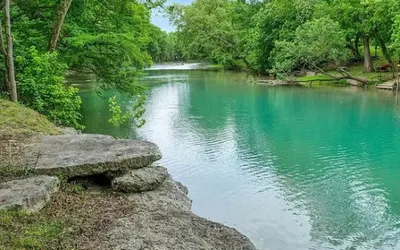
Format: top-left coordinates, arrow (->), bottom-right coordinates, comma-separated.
4,0 -> 17,102
363,36 -> 373,73
245,0 -> 318,73
391,14 -> 400,56
273,17 -> 368,85
366,0 -> 400,66
0,0 -> 165,127
169,0 -> 244,69
49,0 -> 72,51
314,0 -> 376,72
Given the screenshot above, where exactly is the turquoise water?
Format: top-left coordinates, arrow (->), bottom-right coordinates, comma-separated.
79,70 -> 400,250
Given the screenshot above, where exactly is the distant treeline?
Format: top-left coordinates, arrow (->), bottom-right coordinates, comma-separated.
160,0 -> 400,74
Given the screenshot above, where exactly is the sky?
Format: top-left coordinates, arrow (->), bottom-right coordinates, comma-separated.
151,0 -> 193,32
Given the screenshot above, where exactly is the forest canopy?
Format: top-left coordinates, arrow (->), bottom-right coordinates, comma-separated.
0,0 -> 170,128
167,0 -> 400,75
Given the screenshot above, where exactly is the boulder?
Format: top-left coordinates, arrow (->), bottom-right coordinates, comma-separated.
33,135 -> 162,178
112,166 -> 168,193
0,176 -> 59,213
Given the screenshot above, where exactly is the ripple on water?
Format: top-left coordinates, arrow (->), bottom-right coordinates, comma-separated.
81,71 -> 400,250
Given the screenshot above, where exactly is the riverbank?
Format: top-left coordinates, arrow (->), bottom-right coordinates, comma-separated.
0,99 -> 256,250
162,61 -> 399,90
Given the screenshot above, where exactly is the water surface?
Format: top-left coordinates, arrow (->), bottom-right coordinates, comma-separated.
78,70 -> 400,250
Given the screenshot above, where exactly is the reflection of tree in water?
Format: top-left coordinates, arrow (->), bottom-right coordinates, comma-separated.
79,90 -> 136,139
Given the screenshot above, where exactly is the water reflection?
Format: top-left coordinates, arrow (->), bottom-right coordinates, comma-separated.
79,70 -> 400,250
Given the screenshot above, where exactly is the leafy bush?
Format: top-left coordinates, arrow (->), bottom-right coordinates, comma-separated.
15,47 -> 82,128
108,95 -> 146,128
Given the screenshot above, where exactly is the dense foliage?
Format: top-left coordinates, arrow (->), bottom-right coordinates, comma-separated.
2,0 -> 400,127
167,0 -> 400,75
16,47 -> 82,128
1,0 -> 167,128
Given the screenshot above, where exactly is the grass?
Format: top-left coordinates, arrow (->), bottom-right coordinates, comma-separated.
295,59 -> 396,86
344,63 -> 394,83
0,211 -> 65,250
0,99 -> 62,181
0,99 -> 60,140
0,184 -> 136,250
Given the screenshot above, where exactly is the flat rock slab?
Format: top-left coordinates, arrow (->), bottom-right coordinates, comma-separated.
33,135 -> 162,178
112,166 -> 168,193
0,176 -> 59,213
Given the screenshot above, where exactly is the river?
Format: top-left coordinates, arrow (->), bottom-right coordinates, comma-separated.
77,65 -> 400,250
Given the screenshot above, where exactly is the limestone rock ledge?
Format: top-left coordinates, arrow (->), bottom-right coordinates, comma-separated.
0,133 -> 256,249
33,135 -> 162,178
99,174 -> 257,250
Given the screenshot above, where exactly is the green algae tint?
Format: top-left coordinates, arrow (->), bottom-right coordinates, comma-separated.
78,69 -> 400,250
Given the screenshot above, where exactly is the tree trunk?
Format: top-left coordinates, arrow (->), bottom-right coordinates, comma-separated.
363,36 -> 373,73
346,43 -> 358,60
49,0 -> 72,51
354,37 -> 361,61
378,37 -> 393,66
347,37 -> 362,62
0,19 -> 9,93
288,67 -> 369,87
5,0 -> 17,102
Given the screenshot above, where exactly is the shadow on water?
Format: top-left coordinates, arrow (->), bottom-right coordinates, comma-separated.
76,69 -> 400,250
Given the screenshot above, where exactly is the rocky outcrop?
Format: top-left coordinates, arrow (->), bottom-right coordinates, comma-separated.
33,134 -> 162,178
0,175 -> 59,213
0,133 -> 256,249
101,175 -> 256,250
112,166 -> 168,193
107,209 -> 256,250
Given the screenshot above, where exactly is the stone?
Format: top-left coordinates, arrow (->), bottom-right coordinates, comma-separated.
60,127 -> 82,135
128,176 -> 193,213
33,135 -> 162,178
174,180 -> 189,195
112,166 -> 168,193
99,174 -> 256,250
0,176 -> 59,213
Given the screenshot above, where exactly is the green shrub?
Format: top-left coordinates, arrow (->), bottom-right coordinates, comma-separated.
16,47 -> 83,129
